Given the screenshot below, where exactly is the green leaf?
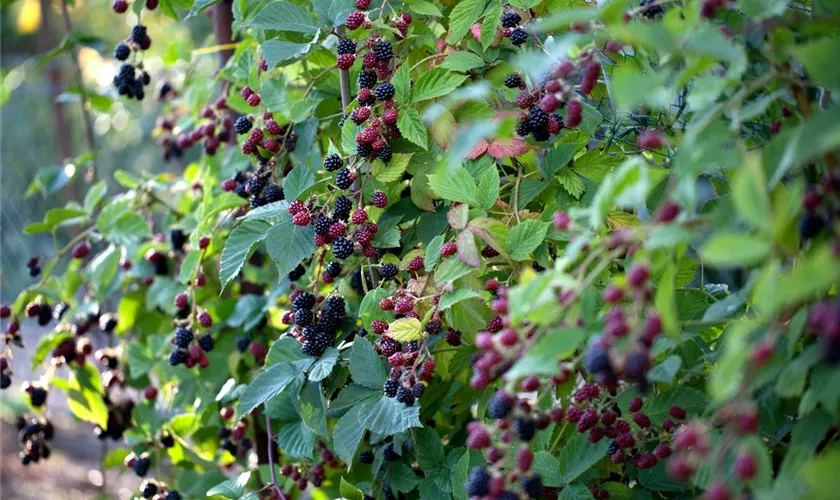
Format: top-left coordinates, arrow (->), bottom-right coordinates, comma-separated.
434,258 -> 475,283
245,2 -> 318,33
387,318 -> 423,342
178,251 -> 201,286
700,232 -> 771,268
792,36 -> 840,90
358,287 -> 393,331
506,220 -> 549,261
447,0 -> 487,44
732,155 -> 773,233
299,381 -> 328,436
647,355 -> 682,384
31,332 -> 73,372
102,448 -> 130,468
439,289 -> 487,311
590,158 -> 666,228
409,0 -> 443,16
207,471 -> 251,498
45,207 -> 87,229
559,484 -> 596,500
397,107 -> 428,149
235,362 -> 303,419
284,166 -> 316,201
265,218 -> 316,281
308,348 -> 339,381
341,118 -> 359,156
476,165 -> 500,209
425,234 -> 445,272
428,169 -> 479,206
468,217 -> 510,258
262,39 -> 316,70
646,386 -> 710,424
534,433 -> 610,486
441,52 -> 485,72
556,169 -> 585,199
361,395 -> 422,436
350,337 -> 387,390
267,337 -> 309,365
411,68 -> 469,103
334,404 -> 368,465
655,262 -> 678,339
542,143 -> 581,177
23,222 -> 52,235
62,364 -> 109,428
373,153 -> 413,183
392,63 -> 411,104
86,245 -> 120,300
480,1 -> 502,49
528,327 -> 586,360
412,427 -> 446,470
83,180 -> 107,213
219,220 -> 270,292
312,0 -> 354,27
340,478 -> 365,500
276,420 -> 317,458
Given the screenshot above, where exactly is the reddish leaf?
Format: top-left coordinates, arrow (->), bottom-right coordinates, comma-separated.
487,138 -> 529,158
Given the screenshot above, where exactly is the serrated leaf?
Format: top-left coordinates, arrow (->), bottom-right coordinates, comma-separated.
387,318 -> 423,342
534,434 -> 610,486
397,107 -> 428,149
334,404 -> 368,466
425,234 -> 445,272
178,251 -> 201,286
245,2 -> 318,33
262,38 -> 317,70
284,166 -> 315,201
207,471 -> 251,498
236,362 -> 303,419
277,419 -> 317,459
411,68 -> 469,102
219,220 -> 270,292
350,337 -> 387,390
238,200 -> 290,222
428,169 -> 479,206
373,153 -> 413,183
487,138 -> 529,159
506,220 -> 549,261
480,1 -> 502,49
441,51 -> 485,72
447,0 -> 488,43
312,0 -> 355,27
361,395 -> 423,436
308,348 -> 339,381
409,0 -> 443,16
556,168 -> 585,199
340,477 -> 365,500
542,143 -> 581,177
265,218 -> 316,281
392,63 -> 410,104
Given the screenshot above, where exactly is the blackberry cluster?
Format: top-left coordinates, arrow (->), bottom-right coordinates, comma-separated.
516,108 -> 562,142
333,196 -> 352,221
15,415 -> 54,466
95,397 -> 135,442
504,73 -> 522,89
156,92 -> 236,159
111,25 -> 152,99
501,12 -> 522,28
218,420 -> 252,459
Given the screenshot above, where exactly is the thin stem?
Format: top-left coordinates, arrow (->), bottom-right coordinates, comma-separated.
265,412 -> 289,500
60,0 -> 97,180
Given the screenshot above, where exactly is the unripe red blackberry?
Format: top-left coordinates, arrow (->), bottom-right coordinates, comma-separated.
292,211 -> 311,226
565,100 -> 582,127
734,450 -> 757,480
143,386 -> 158,400
466,426 -> 492,449
370,320 -> 389,335
666,455 -> 694,481
394,297 -> 414,314
521,376 -> 540,391
112,0 -> 128,12
668,405 -> 686,420
704,481 -> 731,500
371,190 -> 388,208
445,329 -> 461,346
0,305 -> 9,318
351,208 -> 368,225
638,130 -> 665,150
174,292 -> 188,309
440,242 -> 457,256
407,256 -> 424,272
379,297 -> 395,311
736,406 -> 759,435
246,93 -> 261,106
346,10 -> 365,30
71,242 -> 90,259
628,397 -> 643,412
632,412 -> 652,428
602,285 -> 624,304
627,264 -> 649,288
656,200 -> 680,223
197,310 -> 212,328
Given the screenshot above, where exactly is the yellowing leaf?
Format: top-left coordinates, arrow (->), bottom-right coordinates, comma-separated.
387,317 -> 423,342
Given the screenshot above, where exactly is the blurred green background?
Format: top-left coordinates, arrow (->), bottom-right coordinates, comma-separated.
1,0 -> 219,304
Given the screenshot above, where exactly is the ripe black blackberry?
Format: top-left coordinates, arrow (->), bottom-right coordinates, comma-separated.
174,327 -> 193,348
131,25 -> 148,44
324,153 -> 343,172
411,383 -> 424,398
1,373 -> 11,389
161,432 -> 175,447
333,195 -> 352,221
295,308 -> 314,326
373,40 -> 393,61
141,481 -> 158,498
325,262 -> 342,277
425,320 -> 441,334
133,456 -> 151,476
264,184 -> 284,203
405,340 -> 419,352
114,43 -> 131,61
375,247 -> 387,260
318,312 -> 340,332
247,176 -> 267,196
170,229 -> 186,251
293,291 -> 316,310
521,475 -> 543,499
377,145 -> 392,162
302,331 -> 331,356
326,296 -> 346,317
333,237 -> 354,259
288,264 -> 306,281
37,304 -> 53,326
504,73 -> 522,89
337,38 -> 356,55
529,107 -> 548,128
383,443 -> 399,461
358,450 -> 374,464
250,196 -> 267,208
516,117 -> 533,137
356,142 -> 373,158
314,216 -> 333,236
374,82 -> 395,100
799,213 -> 825,240
467,467 -> 490,496
395,386 -> 414,406
169,348 -> 187,365
510,27 -> 528,45
234,116 -> 252,135
29,387 -> 47,407
379,263 -> 399,279
640,0 -> 664,17
236,336 -> 251,352
336,168 -> 354,190
501,11 -> 522,28
514,416 -> 536,441
487,391 -> 514,419
165,492 -> 182,500
383,379 -> 399,397
356,326 -> 368,337
532,127 -> 550,142
198,334 -> 214,352
358,71 -> 377,89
